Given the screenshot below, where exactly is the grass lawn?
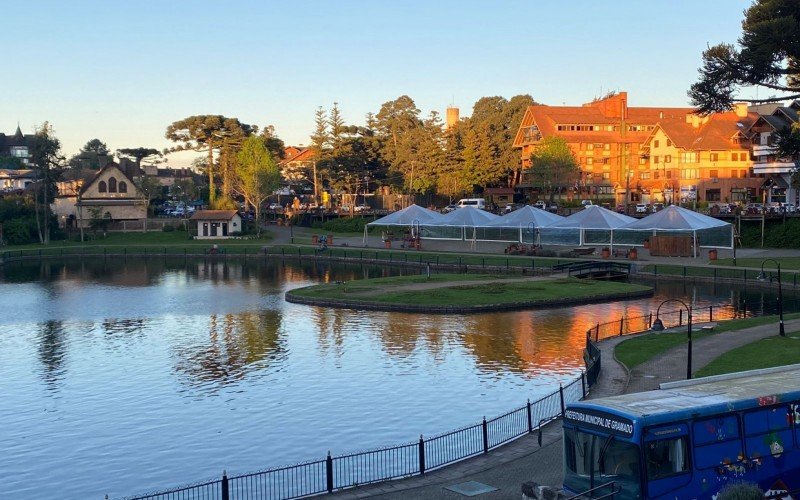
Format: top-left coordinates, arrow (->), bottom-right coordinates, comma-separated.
1,230 -> 273,253
615,312 -> 800,370
714,257 -> 800,270
695,335 -> 800,377
290,275 -> 651,308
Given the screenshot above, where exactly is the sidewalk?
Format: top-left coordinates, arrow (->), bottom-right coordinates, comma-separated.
325,316 -> 789,499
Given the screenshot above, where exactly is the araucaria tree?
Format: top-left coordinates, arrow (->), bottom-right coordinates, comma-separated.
527,137 -> 580,202
233,136 -> 281,236
165,115 -> 255,207
689,0 -> 800,159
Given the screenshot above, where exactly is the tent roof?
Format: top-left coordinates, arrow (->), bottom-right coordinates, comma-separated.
620,205 -> 730,231
485,205 -> 563,227
429,206 -> 500,226
366,204 -> 443,226
547,205 -> 635,229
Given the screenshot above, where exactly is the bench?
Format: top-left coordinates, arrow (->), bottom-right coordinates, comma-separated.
701,325 -> 715,332
570,247 -> 596,256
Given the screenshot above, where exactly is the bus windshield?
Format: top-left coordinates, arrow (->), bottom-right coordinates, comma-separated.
564,428 -> 641,499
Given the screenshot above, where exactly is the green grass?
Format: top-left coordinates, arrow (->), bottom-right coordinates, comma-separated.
2,230 -> 272,251
291,276 -> 651,307
696,335 -> 800,377
714,257 -> 800,271
615,312 -> 800,370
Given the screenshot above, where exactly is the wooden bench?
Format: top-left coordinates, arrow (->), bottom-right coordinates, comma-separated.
570,247 -> 596,256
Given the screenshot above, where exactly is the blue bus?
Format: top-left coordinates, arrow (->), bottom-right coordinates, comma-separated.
562,365 -> 800,499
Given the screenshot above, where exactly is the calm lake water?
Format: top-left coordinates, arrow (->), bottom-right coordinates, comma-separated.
0,257 -> 795,499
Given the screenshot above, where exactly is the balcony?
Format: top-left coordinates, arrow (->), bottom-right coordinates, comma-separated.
752,161 -> 797,175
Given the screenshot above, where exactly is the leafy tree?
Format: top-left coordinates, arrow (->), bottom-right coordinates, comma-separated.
258,125 -> 285,161
87,208 -> 112,235
82,138 -> 109,155
375,95 -> 422,191
30,122 -> 65,244
527,136 -> 580,202
310,106 -> 330,157
165,115 -> 255,207
134,176 -> 162,231
233,136 -> 281,236
117,147 -> 162,168
689,0 -> 800,114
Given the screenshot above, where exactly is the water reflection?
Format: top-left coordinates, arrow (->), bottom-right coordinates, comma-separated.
173,311 -> 285,388
37,320 -> 67,390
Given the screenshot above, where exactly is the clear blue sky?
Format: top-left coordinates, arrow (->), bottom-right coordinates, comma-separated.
5,0 -> 753,166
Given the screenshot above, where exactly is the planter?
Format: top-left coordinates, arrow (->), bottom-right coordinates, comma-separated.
709,249 -> 718,261
601,248 -> 610,259
629,248 -> 638,260
312,235 -> 319,245
327,234 -> 334,245
643,239 -> 650,249
384,240 -> 391,249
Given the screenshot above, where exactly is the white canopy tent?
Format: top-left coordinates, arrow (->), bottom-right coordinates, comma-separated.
542,205 -> 635,248
363,204 -> 444,243
615,205 -> 733,253
479,206 -> 564,244
422,206 -> 500,241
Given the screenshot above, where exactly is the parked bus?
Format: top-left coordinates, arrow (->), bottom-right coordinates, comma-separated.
562,365 -> 800,499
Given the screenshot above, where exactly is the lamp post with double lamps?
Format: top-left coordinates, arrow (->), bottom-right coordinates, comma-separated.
757,259 -> 785,337
650,298 -> 693,379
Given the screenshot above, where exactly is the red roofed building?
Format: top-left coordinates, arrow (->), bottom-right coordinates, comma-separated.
514,92 -> 694,204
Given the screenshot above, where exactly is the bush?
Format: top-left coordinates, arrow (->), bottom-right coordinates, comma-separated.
162,224 -> 175,232
4,218 -> 36,245
312,216 -> 377,233
716,482 -> 763,500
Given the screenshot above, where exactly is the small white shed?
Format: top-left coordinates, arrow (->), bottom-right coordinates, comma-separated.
190,210 -> 242,238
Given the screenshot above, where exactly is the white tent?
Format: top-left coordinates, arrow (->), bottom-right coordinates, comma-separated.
542,205 -> 635,247
423,206 -> 500,241
615,205 -> 733,252
480,206 -> 564,244
363,204 -> 444,244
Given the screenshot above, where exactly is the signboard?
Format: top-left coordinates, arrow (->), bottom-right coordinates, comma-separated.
564,408 -> 635,438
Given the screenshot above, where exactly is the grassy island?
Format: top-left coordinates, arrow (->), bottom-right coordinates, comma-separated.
286,274 -> 653,313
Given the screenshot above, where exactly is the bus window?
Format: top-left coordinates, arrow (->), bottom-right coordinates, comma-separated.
692,415 -> 743,469
744,406 -> 792,459
563,428 -> 641,499
646,437 -> 689,479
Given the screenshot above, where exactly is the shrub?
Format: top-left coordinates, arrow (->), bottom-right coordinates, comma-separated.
313,216 -> 377,233
162,224 -> 175,232
4,218 -> 36,245
716,482 -> 763,500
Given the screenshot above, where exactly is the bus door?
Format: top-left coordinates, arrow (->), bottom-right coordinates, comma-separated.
643,423 -> 691,498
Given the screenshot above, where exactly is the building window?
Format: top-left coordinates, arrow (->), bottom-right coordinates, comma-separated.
710,153 -> 719,162
706,189 -> 721,202
639,157 -> 647,165
587,143 -> 594,150
98,181 -> 107,193
118,181 -> 128,193
665,155 -> 672,163
666,139 -> 672,147
680,152 -> 698,163
10,146 -> 28,158
731,170 -> 738,178
666,171 -> 672,179
654,140 -> 660,148
604,143 -> 610,150
654,171 -> 660,179
108,177 -> 117,193
586,158 -> 593,165
602,172 -> 610,179
654,156 -> 660,164
710,170 -> 718,178
594,143 -> 602,150
640,172 -> 651,180
741,169 -> 748,178
602,158 -> 609,164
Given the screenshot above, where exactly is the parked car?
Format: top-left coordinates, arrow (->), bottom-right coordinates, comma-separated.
354,204 -> 369,213
785,203 -> 797,214
268,203 -> 282,210
503,204 -> 514,214
615,204 -> 626,214
441,204 -> 457,213
533,200 -> 546,210
635,204 -> 648,214
547,203 -> 558,213
580,200 -> 593,207
651,203 -> 664,212
746,203 -> 764,214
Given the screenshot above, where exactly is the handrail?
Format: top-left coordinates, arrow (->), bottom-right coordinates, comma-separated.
565,481 -> 618,500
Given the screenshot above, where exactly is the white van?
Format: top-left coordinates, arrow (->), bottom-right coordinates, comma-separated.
456,198 -> 486,210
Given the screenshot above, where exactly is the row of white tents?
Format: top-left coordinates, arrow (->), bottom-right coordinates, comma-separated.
364,204 -> 733,250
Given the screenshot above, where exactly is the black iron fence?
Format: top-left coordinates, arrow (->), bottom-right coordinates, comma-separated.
122,374 -> 588,500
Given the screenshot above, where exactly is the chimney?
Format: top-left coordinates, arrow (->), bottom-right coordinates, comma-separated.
734,102 -> 749,118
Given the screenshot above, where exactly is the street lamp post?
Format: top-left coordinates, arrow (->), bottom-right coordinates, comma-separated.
651,298 -> 693,379
758,259 -> 785,337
